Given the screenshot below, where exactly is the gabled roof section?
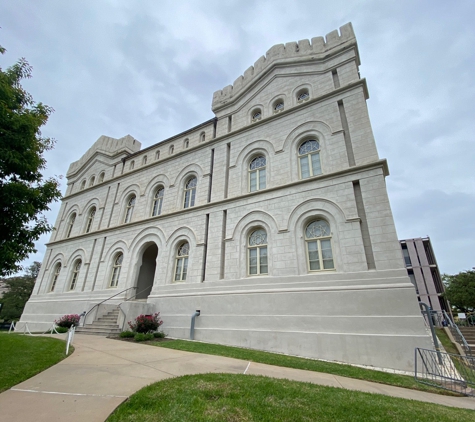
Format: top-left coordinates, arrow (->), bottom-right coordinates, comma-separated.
66,134 -> 141,177
212,23 -> 357,112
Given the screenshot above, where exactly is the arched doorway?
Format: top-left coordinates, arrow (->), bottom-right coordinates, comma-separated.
135,243 -> 158,299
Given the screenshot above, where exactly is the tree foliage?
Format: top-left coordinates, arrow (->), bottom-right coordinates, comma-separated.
442,269 -> 475,313
0,262 -> 40,321
0,46 -> 61,276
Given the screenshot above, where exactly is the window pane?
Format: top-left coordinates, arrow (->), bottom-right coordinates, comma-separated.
323,259 -> 334,269
184,190 -> 190,208
307,241 -> 320,270
182,257 -> 188,280
175,259 -> 183,281
300,156 -> 310,178
259,168 -> 266,189
260,247 -> 268,274
249,171 -> 257,192
321,240 -> 333,259
311,152 -> 322,175
190,189 -> 196,207
249,248 -> 257,274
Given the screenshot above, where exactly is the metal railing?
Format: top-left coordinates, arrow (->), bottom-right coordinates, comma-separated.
442,310 -> 473,357
84,286 -> 137,326
415,347 -> 475,396
117,284 -> 153,331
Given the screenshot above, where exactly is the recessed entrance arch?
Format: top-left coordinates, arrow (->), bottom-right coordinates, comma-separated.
135,243 -> 158,299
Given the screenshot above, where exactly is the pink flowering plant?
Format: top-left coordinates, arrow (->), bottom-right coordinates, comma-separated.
128,312 -> 163,334
55,314 -> 80,328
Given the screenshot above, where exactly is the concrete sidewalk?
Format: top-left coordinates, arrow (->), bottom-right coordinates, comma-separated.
0,335 -> 474,422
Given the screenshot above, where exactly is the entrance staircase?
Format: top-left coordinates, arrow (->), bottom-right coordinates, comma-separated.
459,327 -> 475,351
76,308 -> 121,337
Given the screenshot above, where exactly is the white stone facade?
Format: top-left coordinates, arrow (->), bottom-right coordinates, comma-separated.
19,23 -> 432,371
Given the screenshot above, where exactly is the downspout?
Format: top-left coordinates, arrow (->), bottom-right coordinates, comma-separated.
419,302 -> 443,364
190,310 -> 201,340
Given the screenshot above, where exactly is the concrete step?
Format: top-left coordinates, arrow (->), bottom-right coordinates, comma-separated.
76,327 -> 121,335
88,320 -> 121,327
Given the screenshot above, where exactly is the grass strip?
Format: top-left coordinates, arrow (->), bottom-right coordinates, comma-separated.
0,333 -> 68,392
107,373 -> 473,422
154,339 -> 452,395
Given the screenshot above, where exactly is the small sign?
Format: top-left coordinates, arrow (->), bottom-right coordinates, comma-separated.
458,313 -> 466,319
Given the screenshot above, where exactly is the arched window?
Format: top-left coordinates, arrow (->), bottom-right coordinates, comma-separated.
80,180 -> 86,190
69,260 -> 82,290
151,187 -> 164,216
174,242 -> 189,281
184,138 -> 189,148
130,160 -> 135,170
249,156 -> 266,192
124,195 -> 136,223
297,89 -> 310,102
89,176 -> 95,187
99,172 -> 105,183
305,220 -> 334,271
248,229 -> 268,275
143,155 -> 147,165
169,145 -> 174,155
66,213 -> 76,238
85,207 -> 96,233
109,253 -> 123,287
251,108 -> 262,122
298,139 -> 322,179
200,132 -> 205,143
155,150 -> 160,160
183,177 -> 197,208
273,99 -> 284,113
50,263 -> 61,292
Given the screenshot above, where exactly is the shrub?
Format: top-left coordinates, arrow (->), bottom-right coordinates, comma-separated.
55,327 -> 69,333
128,313 -> 163,334
119,331 -> 135,338
134,332 -> 154,342
55,314 -> 80,328
153,331 -> 166,338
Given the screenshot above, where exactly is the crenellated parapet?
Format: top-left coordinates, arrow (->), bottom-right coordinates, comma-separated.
212,22 -> 356,112
66,134 -> 141,178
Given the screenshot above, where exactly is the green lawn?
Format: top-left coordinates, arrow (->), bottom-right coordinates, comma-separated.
107,373 -> 474,422
153,339 -> 452,395
0,333 -> 67,392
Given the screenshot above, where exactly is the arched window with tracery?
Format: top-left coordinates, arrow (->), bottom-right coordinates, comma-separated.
85,207 -> 96,233
249,156 -> 266,192
298,139 -> 322,179
124,195 -> 136,223
174,242 -> 189,281
66,213 -> 76,238
50,263 -> 61,292
69,260 -> 82,290
305,220 -> 334,271
151,187 -> 164,216
109,253 -> 123,287
248,229 -> 268,275
183,177 -> 197,208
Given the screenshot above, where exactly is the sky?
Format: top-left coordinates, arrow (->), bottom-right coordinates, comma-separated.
1,0 -> 474,275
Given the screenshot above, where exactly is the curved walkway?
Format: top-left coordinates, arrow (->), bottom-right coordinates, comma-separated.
0,334 -> 474,422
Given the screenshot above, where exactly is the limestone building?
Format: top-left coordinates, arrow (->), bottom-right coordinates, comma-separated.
19,23 -> 432,371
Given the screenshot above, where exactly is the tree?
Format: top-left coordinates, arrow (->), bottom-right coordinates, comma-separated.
0,262 -> 40,321
0,45 -> 61,276
442,269 -> 475,313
